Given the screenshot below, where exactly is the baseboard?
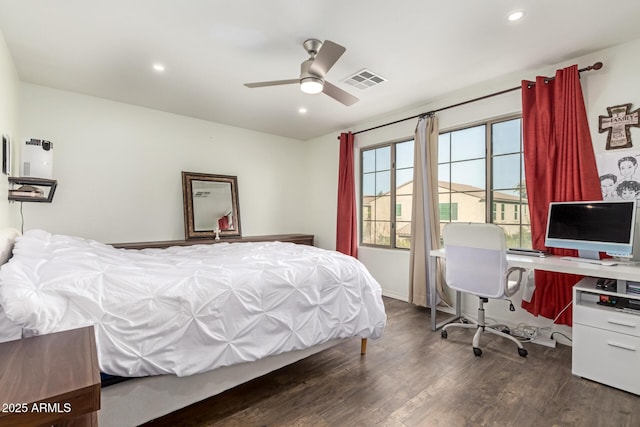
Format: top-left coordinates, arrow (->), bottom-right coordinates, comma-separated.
381,290 -> 408,302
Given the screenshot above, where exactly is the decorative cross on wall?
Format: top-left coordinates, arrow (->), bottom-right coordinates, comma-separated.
599,103 -> 640,150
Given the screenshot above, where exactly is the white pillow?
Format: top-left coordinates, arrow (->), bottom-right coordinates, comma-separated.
0,228 -> 20,266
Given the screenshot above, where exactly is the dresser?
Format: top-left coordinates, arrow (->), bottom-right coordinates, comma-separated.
111,234 -> 314,250
0,326 -> 101,426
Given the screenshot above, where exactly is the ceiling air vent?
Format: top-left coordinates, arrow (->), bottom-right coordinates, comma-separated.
344,69 -> 387,90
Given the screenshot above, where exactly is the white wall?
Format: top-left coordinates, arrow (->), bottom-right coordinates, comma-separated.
0,29 -> 20,228
17,84 -> 309,243
307,37 -> 640,340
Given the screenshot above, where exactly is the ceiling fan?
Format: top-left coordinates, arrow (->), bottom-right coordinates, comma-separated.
244,39 -> 359,106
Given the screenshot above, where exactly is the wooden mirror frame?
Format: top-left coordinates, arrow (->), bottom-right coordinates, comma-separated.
182,171 -> 242,240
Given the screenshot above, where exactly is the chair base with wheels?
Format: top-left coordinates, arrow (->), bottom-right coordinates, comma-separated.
441,296 -> 528,357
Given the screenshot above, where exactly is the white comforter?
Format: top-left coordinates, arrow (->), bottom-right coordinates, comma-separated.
0,230 -> 386,377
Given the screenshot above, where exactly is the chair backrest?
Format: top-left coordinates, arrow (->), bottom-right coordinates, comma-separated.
442,222 -> 509,298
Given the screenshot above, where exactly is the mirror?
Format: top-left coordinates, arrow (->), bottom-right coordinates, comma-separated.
182,171 -> 242,240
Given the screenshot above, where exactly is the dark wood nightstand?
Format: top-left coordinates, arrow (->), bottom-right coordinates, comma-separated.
0,326 -> 101,427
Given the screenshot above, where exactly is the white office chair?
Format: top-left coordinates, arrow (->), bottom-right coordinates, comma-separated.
440,222 -> 528,357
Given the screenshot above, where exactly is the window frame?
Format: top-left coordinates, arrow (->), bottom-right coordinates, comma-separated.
437,114 -> 530,248
360,137 -> 414,250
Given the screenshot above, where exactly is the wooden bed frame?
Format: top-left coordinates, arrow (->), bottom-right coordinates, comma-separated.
99,338 -> 367,426
103,236 -> 369,425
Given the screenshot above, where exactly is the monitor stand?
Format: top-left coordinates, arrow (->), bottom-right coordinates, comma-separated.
577,249 -> 600,260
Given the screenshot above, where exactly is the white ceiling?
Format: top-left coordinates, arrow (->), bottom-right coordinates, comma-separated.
1,1 -> 639,141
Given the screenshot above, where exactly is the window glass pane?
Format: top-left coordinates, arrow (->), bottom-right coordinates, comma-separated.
396,169 -> 413,193
514,181 -> 527,203
375,171 -> 391,195
363,204 -> 372,221
437,164 -> 450,190
498,224 -> 528,249
362,221 -> 374,244
451,191 -> 486,223
375,146 -> 391,171
451,125 -> 485,161
365,198 -> 376,221
375,222 -> 391,246
374,195 -> 391,221
521,225 -> 532,248
363,173 -> 375,197
396,221 -> 411,249
521,204 -> 531,225
492,119 -> 521,155
362,149 -> 375,173
451,159 -> 485,189
396,140 -> 414,169
438,202 -> 459,221
439,203 -> 451,221
438,133 -> 450,163
492,190 -> 521,222
396,195 -> 412,221
492,154 -> 521,190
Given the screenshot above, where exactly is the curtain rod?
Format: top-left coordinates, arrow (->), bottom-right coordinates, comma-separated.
346,61 -> 603,137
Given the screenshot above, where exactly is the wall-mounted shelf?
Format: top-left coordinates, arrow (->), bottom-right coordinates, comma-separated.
8,176 -> 57,203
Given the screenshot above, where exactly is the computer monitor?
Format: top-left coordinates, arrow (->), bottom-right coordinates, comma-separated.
545,200 -> 637,259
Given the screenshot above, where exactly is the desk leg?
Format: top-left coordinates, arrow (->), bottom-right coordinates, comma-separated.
429,254 -> 437,331
429,255 -> 462,331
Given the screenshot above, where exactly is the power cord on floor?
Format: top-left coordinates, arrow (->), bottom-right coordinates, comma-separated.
511,323 -> 554,342
19,201 -> 24,234
550,331 -> 572,342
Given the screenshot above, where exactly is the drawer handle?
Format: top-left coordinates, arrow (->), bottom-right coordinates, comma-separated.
607,319 -> 637,328
607,341 -> 637,352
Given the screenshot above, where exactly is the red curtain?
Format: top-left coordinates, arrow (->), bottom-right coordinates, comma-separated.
521,65 -> 601,326
336,132 -> 358,257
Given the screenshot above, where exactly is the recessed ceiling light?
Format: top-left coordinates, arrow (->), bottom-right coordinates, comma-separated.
152,63 -> 165,72
298,107 -> 307,114
508,10 -> 525,21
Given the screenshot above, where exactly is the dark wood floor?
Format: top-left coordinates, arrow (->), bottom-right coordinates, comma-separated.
144,297 -> 639,427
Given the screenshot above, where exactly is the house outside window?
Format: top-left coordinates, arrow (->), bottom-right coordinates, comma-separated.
438,116 -> 531,248
440,203 -> 458,221
361,139 -> 414,249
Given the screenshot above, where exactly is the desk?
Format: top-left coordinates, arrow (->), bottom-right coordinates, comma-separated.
428,248 -> 640,331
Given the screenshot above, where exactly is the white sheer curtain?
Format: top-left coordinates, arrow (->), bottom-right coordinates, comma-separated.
409,115 -> 450,307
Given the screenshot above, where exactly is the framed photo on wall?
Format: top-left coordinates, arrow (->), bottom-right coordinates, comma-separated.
596,150 -> 640,201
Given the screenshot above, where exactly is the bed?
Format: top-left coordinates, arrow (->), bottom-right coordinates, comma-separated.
0,229 -> 386,426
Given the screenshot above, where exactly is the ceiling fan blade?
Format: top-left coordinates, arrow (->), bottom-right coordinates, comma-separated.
309,40 -> 346,76
244,79 -> 299,88
323,81 -> 359,106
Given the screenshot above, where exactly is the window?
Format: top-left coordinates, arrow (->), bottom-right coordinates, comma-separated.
361,139 -> 414,249
439,203 -> 458,221
438,116 -> 531,248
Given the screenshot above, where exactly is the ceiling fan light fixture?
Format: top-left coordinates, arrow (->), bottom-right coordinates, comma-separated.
300,77 -> 323,94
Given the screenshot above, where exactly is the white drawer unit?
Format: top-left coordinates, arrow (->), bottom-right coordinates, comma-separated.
573,277 -> 640,395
